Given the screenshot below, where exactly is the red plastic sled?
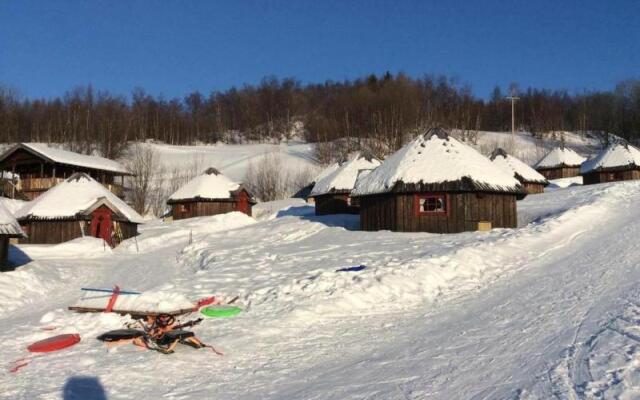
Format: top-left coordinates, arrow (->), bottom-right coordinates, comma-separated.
27,333 -> 81,353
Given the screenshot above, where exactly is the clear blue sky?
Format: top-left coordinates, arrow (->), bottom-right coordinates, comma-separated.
1,0 -> 639,100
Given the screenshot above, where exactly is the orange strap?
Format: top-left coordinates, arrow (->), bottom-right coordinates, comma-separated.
105,285 -> 120,313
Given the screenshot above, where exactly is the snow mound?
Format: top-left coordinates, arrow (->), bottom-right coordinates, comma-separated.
580,142 -> 640,173
535,147 -> 586,168
118,211 -> 256,253
310,154 -> 381,196
353,128 -> 522,196
73,290 -> 194,313
19,237 -> 113,260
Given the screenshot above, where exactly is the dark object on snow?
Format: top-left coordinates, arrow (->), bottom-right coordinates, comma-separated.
336,265 -> 367,272
96,329 -> 145,342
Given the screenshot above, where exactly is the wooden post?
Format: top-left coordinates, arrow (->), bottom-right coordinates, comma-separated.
40,162 -> 44,178
52,166 -> 56,179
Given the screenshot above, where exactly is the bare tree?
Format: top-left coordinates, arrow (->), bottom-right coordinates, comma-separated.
123,143 -> 159,215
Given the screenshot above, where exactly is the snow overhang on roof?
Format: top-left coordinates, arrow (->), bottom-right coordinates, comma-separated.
535,147 -> 586,169
310,154 -> 381,197
580,143 -> 640,174
167,168 -> 253,203
0,143 -> 130,175
490,148 -> 549,185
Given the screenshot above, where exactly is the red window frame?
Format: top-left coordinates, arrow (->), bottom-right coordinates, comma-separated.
414,193 -> 449,216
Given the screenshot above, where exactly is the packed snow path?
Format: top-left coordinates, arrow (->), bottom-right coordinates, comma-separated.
2,183 -> 640,399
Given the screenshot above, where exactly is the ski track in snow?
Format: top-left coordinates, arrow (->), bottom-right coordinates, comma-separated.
1,182 -> 640,398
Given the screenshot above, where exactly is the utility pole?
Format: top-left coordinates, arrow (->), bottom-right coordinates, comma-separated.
506,90 -> 520,135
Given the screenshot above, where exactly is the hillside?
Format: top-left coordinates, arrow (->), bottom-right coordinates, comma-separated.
1,180 -> 640,398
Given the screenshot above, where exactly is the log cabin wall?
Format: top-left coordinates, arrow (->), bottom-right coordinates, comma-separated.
19,220 -> 84,244
537,167 -> 581,180
171,201 -> 237,220
0,237 -> 9,270
314,193 -> 358,215
360,192 -> 517,233
582,169 -> 640,185
19,219 -> 138,244
523,183 -> 545,194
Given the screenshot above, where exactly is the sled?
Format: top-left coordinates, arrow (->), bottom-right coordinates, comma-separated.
27,333 -> 81,353
200,305 -> 242,318
96,329 -> 145,342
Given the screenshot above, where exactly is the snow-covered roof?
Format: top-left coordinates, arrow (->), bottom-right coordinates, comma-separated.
581,143 -> 640,173
490,148 -> 548,185
352,128 -> 524,196
310,154 -> 381,196
0,201 -> 25,237
0,143 -> 129,174
535,147 -> 586,169
313,162 -> 340,183
17,173 -> 144,223
168,168 -> 247,202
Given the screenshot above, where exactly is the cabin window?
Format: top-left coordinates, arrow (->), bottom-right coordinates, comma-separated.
178,204 -> 188,213
416,194 -> 447,215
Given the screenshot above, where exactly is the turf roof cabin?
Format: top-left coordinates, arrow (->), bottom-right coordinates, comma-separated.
167,168 -> 255,220
580,142 -> 640,185
351,128 -> 525,234
16,173 -> 143,246
534,146 -> 586,180
0,202 -> 26,271
490,148 -> 549,195
309,154 -> 381,215
0,143 -> 131,200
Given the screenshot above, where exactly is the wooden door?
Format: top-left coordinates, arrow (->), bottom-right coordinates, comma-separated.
90,206 -> 113,246
235,191 -> 251,215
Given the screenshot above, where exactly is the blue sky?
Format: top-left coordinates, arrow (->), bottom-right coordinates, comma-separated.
1,0 -> 639,99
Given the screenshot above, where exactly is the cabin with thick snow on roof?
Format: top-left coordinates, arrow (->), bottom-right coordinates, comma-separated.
309,154 -> 381,215
490,148 -> 549,194
0,201 -> 26,271
167,168 -> 255,220
580,142 -> 640,185
351,127 -> 525,234
0,143 -> 131,200
534,146 -> 586,180
16,173 -> 143,246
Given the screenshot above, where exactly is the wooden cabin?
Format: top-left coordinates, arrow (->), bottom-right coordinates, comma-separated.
490,148 -> 549,195
0,202 -> 26,271
0,143 -> 131,200
16,173 -> 143,246
351,128 -> 525,233
580,142 -> 640,185
167,168 -> 255,220
534,147 -> 586,180
309,155 -> 381,215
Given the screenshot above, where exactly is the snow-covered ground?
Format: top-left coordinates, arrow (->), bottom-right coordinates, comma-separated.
2,180 -> 640,399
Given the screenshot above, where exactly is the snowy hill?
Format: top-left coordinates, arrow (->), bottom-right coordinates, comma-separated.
2,179 -> 640,398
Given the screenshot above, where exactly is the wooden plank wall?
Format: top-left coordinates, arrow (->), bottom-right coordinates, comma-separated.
171,201 -> 238,220
360,192 -> 517,233
0,237 -> 9,270
538,167 -> 581,180
524,183 -> 545,194
20,221 -> 84,244
314,194 -> 358,215
583,170 -> 640,185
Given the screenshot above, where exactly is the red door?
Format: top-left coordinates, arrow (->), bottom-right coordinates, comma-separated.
235,191 -> 251,216
90,205 -> 113,246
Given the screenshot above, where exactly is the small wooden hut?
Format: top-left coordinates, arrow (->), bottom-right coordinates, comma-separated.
351,128 -> 525,233
0,143 -> 131,200
534,147 -> 586,180
16,173 -> 143,246
580,142 -> 640,185
167,168 -> 255,220
490,148 -> 549,194
0,202 -> 26,271
309,154 -> 381,215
